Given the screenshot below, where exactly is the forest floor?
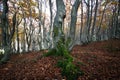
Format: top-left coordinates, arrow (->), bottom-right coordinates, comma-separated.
0,39 -> 120,80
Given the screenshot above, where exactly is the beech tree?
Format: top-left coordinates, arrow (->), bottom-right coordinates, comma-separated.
49,0 -> 53,48
0,0 -> 119,57
1,0 -> 17,63
69,0 -> 81,50
53,0 -> 66,48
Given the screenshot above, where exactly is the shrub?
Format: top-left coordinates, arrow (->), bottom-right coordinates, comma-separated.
43,36 -> 84,79
57,59 -> 84,80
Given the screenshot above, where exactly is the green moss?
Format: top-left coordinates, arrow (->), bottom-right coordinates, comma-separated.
53,27 -> 59,37
65,37 -> 71,48
43,36 -> 71,58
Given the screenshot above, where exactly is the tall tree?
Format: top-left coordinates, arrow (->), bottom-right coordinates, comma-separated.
1,0 -> 9,63
80,0 -> 91,44
49,0 -> 53,48
116,0 -> 120,38
69,0 -> 81,50
96,0 -> 108,40
91,0 -> 98,41
80,0 -> 83,41
1,0 -> 16,63
1,0 -> 9,47
53,0 -> 66,48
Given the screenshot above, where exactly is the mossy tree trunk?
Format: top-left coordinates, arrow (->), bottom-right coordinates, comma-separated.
53,0 -> 66,48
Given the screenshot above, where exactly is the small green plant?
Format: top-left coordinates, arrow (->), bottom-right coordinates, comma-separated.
57,59 -> 84,80
53,27 -> 59,37
43,36 -> 84,79
43,36 -> 71,58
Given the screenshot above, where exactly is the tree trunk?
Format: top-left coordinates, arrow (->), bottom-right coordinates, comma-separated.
96,1 -> 107,40
85,0 -> 90,42
36,0 -> 42,50
81,0 -> 90,44
69,0 -> 81,50
115,0 -> 120,38
80,0 -> 83,42
53,0 -> 66,48
1,0 -> 10,63
91,0 -> 98,41
49,0 -> 53,49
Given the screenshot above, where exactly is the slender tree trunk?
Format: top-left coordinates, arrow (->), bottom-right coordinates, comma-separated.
81,0 -> 90,44
49,0 -> 53,48
96,1 -> 107,40
80,0 -> 83,42
23,18 -> 26,52
69,0 -> 81,50
16,21 -> 20,53
118,0 -> 120,38
113,6 -> 117,38
91,0 -> 98,41
49,0 -> 53,33
115,0 -> 120,38
27,1 -> 34,51
36,0 -> 42,50
88,0 -> 93,41
86,0 -> 90,42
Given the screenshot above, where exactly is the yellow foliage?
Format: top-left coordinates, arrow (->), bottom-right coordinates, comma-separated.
101,23 -> 107,29
30,0 -> 37,6
96,21 -> 100,27
19,32 -> 25,41
110,1 -> 119,5
12,27 -> 25,42
12,32 -> 17,41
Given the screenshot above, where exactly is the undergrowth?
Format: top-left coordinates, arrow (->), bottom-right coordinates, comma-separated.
43,37 -> 83,80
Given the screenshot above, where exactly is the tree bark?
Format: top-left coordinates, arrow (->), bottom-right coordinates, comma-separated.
53,0 -> 66,47
69,0 -> 81,50
96,1 -> 107,40
80,0 -> 83,41
49,0 -> 53,48
1,0 -> 10,63
91,0 -> 98,41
